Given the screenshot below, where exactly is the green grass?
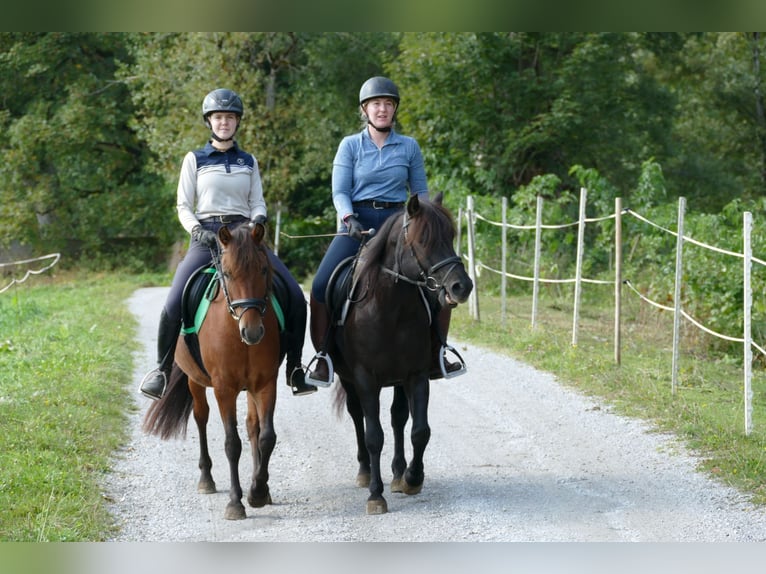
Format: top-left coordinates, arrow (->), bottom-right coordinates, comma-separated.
0,271 -> 168,541
2,271 -> 765,541
451,284 -> 766,505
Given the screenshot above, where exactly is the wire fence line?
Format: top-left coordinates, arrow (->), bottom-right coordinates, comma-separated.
0,253 -> 61,295
461,190 -> 763,435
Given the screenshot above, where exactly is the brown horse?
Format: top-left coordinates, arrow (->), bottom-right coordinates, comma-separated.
142,222 -> 281,520
328,194 -> 473,514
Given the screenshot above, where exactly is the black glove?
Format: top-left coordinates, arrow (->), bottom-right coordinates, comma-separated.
344,215 -> 364,240
192,225 -> 218,248
252,214 -> 267,227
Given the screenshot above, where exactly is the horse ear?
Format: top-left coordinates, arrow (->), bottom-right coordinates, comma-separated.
433,191 -> 444,205
250,221 -> 265,243
407,193 -> 421,217
219,226 -> 232,245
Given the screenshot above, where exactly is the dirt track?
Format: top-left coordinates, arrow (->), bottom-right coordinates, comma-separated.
103,286 -> 766,542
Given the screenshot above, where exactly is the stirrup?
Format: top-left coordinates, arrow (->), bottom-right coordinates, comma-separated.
439,344 -> 467,379
305,351 -> 334,388
138,368 -> 167,400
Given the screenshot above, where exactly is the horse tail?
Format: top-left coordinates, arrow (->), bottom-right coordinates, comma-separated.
332,382 -> 347,420
142,363 -> 193,440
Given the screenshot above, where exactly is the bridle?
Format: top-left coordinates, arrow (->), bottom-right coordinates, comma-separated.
210,246 -> 269,323
381,210 -> 463,295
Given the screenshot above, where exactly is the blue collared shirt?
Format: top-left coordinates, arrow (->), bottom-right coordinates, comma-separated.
331,128 -> 428,219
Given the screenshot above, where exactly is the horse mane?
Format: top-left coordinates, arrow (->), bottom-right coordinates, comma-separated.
354,196 -> 456,282
224,224 -> 272,288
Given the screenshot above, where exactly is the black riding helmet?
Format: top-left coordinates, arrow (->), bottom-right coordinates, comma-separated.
202,88 -> 243,141
359,76 -> 400,107
359,77 -> 400,133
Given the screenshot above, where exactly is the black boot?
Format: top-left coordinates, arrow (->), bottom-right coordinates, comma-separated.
306,294 -> 333,387
429,306 -> 467,380
139,309 -> 180,400
286,361 -> 317,396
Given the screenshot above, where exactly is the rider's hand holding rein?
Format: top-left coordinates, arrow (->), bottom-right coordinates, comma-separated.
343,214 -> 364,240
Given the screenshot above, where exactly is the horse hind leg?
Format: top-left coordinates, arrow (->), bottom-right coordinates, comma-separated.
362,410 -> 387,515
342,381 -> 371,488
190,382 -> 216,494
389,386 -> 409,493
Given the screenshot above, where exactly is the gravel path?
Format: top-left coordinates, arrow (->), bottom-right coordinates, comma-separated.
102,287 -> 766,542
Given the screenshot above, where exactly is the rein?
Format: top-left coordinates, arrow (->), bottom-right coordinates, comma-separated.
210,247 -> 269,321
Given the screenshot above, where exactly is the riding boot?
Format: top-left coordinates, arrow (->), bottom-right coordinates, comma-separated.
306,293 -> 333,387
286,354 -> 317,396
139,309 -> 180,400
429,305 -> 466,380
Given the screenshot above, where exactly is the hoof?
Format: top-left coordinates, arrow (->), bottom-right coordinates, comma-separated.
401,480 -> 423,495
390,477 -> 403,493
198,479 -> 216,494
366,498 -> 388,515
224,502 -> 246,520
248,492 -> 272,508
356,472 -> 371,488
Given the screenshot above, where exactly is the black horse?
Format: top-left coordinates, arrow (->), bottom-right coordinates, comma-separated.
327,193 -> 473,514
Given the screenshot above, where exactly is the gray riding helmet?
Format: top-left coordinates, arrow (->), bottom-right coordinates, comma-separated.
359,76 -> 400,106
202,88 -> 244,129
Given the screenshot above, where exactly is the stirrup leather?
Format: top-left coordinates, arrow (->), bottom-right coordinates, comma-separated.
439,344 -> 467,379
305,351 -> 334,388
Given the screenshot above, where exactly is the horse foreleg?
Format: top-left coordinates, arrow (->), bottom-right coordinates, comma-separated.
389,385 -> 409,493
215,387 -> 245,520
246,390 -> 275,508
190,382 -> 216,494
342,381 -> 371,487
403,379 -> 430,495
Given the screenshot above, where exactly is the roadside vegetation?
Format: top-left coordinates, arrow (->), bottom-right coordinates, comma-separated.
451,286 -> 766,506
0,272 -> 166,541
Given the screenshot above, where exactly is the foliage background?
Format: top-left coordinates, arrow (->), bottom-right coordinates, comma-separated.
3,32 -> 766,354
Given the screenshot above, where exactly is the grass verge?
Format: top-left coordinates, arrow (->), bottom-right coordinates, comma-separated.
0,271 -> 167,541
451,285 -> 766,505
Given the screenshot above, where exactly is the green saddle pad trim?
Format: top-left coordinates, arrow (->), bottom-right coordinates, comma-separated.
181,269 -> 285,335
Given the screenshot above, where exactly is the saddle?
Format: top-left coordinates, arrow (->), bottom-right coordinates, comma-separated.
325,256 -> 356,326
179,265 -> 287,375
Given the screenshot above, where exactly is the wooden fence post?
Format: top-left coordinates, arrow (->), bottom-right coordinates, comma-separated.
744,211 -> 753,436
532,196 -> 543,329
671,197 -> 686,395
466,195 -> 480,321
571,188 -> 587,347
614,197 -> 622,365
501,197 -> 508,327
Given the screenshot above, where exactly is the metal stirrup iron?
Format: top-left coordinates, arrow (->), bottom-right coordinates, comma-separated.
440,344 -> 467,379
306,351 -> 335,388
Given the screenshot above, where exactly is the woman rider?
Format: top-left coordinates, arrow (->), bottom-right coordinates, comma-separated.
139,88 -> 316,400
306,76 -> 465,386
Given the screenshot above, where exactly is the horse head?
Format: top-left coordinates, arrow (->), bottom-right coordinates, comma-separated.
400,193 -> 473,308
217,222 -> 273,345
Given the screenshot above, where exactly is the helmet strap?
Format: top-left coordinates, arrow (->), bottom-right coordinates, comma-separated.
368,119 -> 392,133
210,132 -> 234,143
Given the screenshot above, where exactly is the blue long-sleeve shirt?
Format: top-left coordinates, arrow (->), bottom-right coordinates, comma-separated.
331,128 -> 429,220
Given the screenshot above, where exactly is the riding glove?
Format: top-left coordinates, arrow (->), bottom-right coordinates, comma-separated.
192,225 -> 218,248
252,214 -> 267,227
344,215 -> 364,240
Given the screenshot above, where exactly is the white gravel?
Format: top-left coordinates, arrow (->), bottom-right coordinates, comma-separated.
102,287 -> 766,542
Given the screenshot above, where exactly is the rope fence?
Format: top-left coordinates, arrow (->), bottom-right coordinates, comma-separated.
0,253 -> 61,295
462,190 -> 763,435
